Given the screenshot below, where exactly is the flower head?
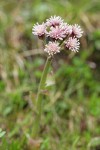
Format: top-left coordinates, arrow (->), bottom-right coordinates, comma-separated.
47,25 -> 66,40
44,41 -> 60,56
60,23 -> 72,35
32,23 -> 46,37
72,24 -> 83,38
32,16 -> 83,55
65,37 -> 80,52
46,15 -> 63,27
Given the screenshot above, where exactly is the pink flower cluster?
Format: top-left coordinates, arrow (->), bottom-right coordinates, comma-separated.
32,16 -> 83,56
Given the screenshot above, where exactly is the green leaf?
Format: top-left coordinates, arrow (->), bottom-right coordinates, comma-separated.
46,75 -> 55,87
0,128 -> 6,138
88,137 -> 100,150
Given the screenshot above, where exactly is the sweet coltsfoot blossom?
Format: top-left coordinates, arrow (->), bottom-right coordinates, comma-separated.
65,37 -> 80,52
32,16 -> 84,139
72,24 -> 83,38
32,23 -> 46,37
46,15 -> 63,27
47,26 -> 66,40
44,41 -> 60,56
32,16 -> 83,55
60,23 -> 72,35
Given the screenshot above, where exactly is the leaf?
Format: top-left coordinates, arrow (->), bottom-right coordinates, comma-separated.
0,128 -> 6,138
88,137 -> 100,150
46,75 -> 55,87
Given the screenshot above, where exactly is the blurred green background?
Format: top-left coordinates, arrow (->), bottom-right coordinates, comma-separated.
0,0 -> 100,150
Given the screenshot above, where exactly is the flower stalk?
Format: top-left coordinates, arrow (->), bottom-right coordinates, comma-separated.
33,57 -> 51,137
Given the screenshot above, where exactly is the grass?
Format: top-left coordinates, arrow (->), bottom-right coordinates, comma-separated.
0,0 -> 100,150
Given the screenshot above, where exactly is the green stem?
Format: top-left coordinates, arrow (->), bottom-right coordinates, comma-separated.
33,57 -> 51,137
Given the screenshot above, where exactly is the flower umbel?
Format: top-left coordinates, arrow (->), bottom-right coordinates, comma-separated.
44,41 -> 60,56
65,37 -> 80,52
32,16 -> 83,55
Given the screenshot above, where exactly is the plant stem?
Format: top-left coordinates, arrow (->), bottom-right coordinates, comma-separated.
33,57 -> 51,138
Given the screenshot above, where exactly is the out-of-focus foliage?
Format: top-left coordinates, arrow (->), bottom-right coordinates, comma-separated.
0,0 -> 100,150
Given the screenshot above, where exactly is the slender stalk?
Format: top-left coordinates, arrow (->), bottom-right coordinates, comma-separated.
33,57 -> 51,137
